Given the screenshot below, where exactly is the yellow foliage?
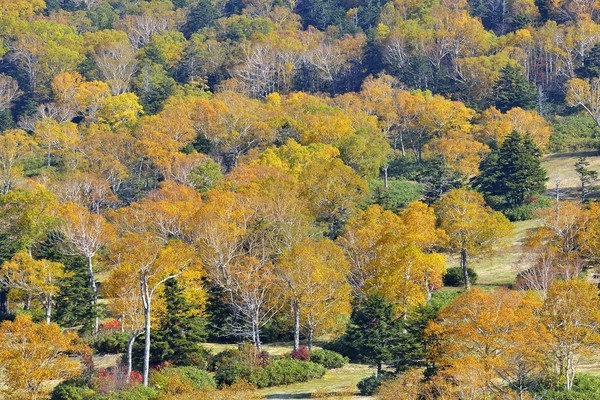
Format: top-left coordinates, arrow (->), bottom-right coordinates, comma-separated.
0,315 -> 85,400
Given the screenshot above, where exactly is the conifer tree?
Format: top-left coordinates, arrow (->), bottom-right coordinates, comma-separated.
575,157 -> 598,203
35,234 -> 95,332
578,42 -> 600,79
475,131 -> 547,209
492,65 -> 538,112
134,278 -> 208,369
341,294 -> 403,376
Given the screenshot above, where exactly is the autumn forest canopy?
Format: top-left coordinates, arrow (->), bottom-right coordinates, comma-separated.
1,0 -> 600,398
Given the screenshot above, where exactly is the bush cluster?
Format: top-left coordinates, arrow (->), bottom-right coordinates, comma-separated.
539,374 -> 600,400
92,331 -> 129,354
150,366 -> 216,393
51,379 -> 96,400
309,349 -> 348,369
214,358 -> 325,388
357,374 -> 393,396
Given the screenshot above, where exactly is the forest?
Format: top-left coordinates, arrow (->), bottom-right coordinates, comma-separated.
1,0 -> 600,398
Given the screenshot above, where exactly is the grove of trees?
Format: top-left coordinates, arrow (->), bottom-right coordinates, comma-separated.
0,0 -> 600,398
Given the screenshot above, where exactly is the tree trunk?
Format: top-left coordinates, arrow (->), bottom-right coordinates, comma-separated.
142,279 -> 151,387
293,300 -> 300,351
25,293 -> 31,310
384,165 -> 388,189
0,290 -> 7,313
127,332 -> 139,383
45,294 -> 52,325
377,361 -> 382,377
461,248 -> 470,290
252,318 -> 262,352
87,255 -> 99,334
308,325 -> 314,352
399,132 -> 406,157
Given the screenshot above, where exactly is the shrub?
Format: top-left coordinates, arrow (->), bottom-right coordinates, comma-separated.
264,359 -> 326,386
291,345 -> 310,361
215,358 -> 325,388
214,361 -> 253,387
208,349 -> 241,372
502,204 -> 537,221
309,349 -> 348,369
175,367 -> 216,390
99,319 -> 122,333
357,374 -> 384,396
51,379 -> 95,400
247,367 -> 270,389
93,366 -> 141,394
502,196 -> 552,222
93,331 -> 129,354
150,366 -> 216,394
209,346 -> 271,372
443,267 -> 477,287
540,374 -> 600,399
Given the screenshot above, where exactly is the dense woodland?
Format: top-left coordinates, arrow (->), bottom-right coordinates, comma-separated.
1,0 -> 600,398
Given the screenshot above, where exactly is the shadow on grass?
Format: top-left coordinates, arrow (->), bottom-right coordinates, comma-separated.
264,393 -> 312,399
545,150 -> 600,159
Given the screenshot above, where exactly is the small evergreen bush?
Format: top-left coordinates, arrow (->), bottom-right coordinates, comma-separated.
309,349 -> 348,369
214,358 -> 325,388
443,267 -> 477,287
93,331 -> 129,354
50,379 -> 95,400
265,359 -> 326,386
357,374 -> 384,396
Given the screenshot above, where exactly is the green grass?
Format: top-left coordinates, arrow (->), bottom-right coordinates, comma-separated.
542,151 -> 600,200
258,363 -> 376,399
203,342 -> 308,356
445,219 -> 540,287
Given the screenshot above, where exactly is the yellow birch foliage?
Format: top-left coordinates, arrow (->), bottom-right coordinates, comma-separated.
0,315 -> 85,400
426,289 -> 551,399
278,239 -> 351,338
0,129 -> 38,194
0,250 -> 67,304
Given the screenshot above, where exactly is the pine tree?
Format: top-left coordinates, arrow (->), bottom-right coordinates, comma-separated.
134,278 -> 208,369
492,65 -> 538,112
475,131 -> 547,208
341,295 -> 403,376
35,234 -> 95,332
577,42 -> 600,79
575,156 -> 598,203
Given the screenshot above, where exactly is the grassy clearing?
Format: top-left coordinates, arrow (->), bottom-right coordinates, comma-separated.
203,342 -> 308,356
93,353 -> 122,370
542,151 -> 600,200
445,219 -> 540,287
258,363 -> 376,400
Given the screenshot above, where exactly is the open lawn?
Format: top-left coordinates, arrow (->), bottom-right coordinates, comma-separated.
542,151 -> 600,200
258,363 -> 376,400
203,342 -> 317,356
446,219 -> 540,287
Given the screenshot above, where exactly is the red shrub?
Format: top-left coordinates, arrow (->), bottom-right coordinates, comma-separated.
98,319 -> 122,333
93,365 -> 141,394
291,345 -> 310,361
